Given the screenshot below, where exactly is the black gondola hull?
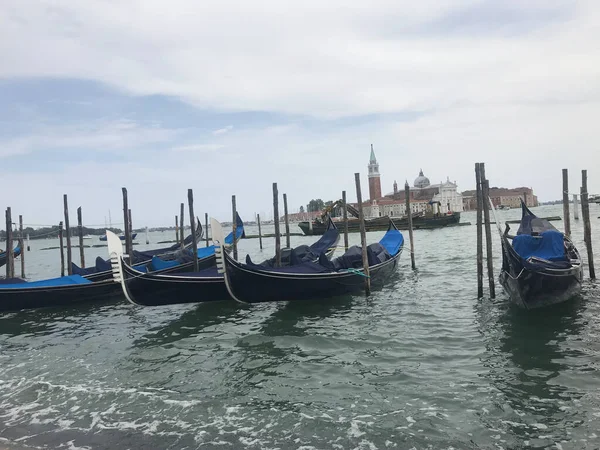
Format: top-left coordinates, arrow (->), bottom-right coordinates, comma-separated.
499,235 -> 583,309
0,280 -> 121,313
120,257 -> 229,306
222,251 -> 400,304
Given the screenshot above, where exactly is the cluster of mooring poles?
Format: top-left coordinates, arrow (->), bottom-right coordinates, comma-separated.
474,162 -> 495,299
5,173 -> 420,288
4,208 -> 26,279
562,169 -> 595,279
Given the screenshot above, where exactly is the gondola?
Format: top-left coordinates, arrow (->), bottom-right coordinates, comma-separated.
108,217 -> 340,307
71,219 -> 205,281
0,245 -> 22,269
498,200 -> 583,309
0,275 -> 119,312
215,218 -> 403,304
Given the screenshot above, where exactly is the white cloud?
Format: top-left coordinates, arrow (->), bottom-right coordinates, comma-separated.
0,0 -> 599,225
170,144 -> 224,152
0,119 -> 178,157
2,0 -> 599,118
212,125 -> 233,136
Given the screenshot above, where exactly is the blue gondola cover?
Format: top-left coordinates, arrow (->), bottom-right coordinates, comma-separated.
512,230 -> 567,262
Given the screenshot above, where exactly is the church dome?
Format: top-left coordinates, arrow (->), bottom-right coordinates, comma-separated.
414,169 -> 430,188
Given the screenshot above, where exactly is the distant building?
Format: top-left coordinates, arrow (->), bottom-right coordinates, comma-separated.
363,148 -> 463,218
462,187 -> 538,210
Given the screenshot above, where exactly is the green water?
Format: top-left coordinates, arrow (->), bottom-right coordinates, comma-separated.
1,206 -> 599,449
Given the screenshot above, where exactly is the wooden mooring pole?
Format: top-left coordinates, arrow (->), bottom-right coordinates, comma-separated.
180,203 -> 185,249
77,206 -> 85,268
188,189 -> 199,272
175,216 -> 179,241
581,170 -> 595,279
19,215 -> 24,278
273,183 -> 281,267
342,190 -> 349,250
122,188 -> 131,262
128,208 -> 133,252
355,173 -> 371,295
232,195 -> 238,261
205,213 -> 209,247
475,163 -> 484,298
5,208 -> 14,279
480,169 -> 495,299
573,194 -> 579,220
58,221 -> 65,277
562,169 -> 571,236
404,181 -> 416,270
283,193 -> 291,249
257,213 -> 263,250
63,195 -> 73,275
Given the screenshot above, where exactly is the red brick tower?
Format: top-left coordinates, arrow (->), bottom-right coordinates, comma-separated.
368,144 -> 382,200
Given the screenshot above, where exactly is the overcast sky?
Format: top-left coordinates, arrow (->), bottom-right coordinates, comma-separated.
1,0 -> 598,228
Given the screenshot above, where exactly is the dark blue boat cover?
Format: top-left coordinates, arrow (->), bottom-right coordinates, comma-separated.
516,202 -> 557,236
72,256 -> 112,276
513,230 -> 567,262
0,275 -> 92,289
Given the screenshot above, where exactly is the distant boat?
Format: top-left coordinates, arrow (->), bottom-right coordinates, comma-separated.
99,233 -> 137,242
498,205 -> 511,210
299,212 -> 460,236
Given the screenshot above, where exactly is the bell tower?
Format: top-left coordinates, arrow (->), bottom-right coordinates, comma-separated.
368,144 -> 382,200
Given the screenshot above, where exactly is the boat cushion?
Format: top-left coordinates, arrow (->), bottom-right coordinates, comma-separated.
0,275 -> 92,289
367,243 -> 392,265
512,230 -> 567,262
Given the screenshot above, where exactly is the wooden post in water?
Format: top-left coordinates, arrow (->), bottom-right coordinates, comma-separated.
58,221 -> 65,277
342,190 -> 349,250
188,189 -> 199,272
121,188 -> 131,262
205,213 -> 209,247
175,215 -> 179,241
5,208 -> 13,279
562,169 -> 571,236
283,193 -> 291,249
63,194 -> 73,275
581,170 -> 595,279
273,183 -> 281,267
257,213 -> 263,250
481,175 -> 496,299
573,194 -> 579,220
231,195 -> 238,261
475,163 -> 484,298
355,173 -> 371,294
404,181 -> 416,270
19,215 -> 25,278
145,226 -> 149,245
128,208 -> 133,254
77,206 -> 85,268
180,203 -> 185,249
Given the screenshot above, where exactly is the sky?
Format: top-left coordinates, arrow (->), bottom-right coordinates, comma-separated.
1,0 -> 599,228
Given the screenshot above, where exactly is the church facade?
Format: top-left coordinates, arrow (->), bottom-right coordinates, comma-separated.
363,148 -> 463,218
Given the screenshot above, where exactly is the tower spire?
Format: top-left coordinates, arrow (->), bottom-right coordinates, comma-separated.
367,145 -> 381,200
